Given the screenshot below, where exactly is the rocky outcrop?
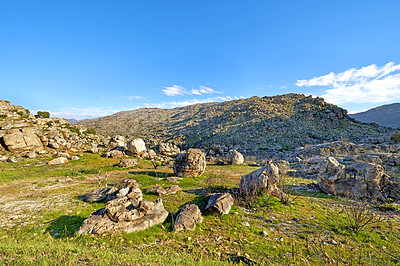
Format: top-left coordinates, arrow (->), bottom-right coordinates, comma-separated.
77,198 -> 169,235
159,143 -> 180,157
226,149 -> 244,165
173,149 -> 206,177
205,193 -> 234,215
81,179 -> 142,203
173,204 -> 203,232
108,136 -> 126,149
126,138 -> 146,155
240,162 -> 292,203
317,157 -> 400,200
2,130 -> 43,152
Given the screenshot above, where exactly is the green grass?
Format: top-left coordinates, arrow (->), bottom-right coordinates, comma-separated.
0,152 -> 399,265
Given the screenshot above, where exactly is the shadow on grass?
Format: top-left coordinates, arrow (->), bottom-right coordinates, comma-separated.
46,215 -> 86,238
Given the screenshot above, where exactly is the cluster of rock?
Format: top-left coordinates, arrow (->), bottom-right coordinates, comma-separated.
317,157 -> 400,200
79,178 -> 235,235
0,100 -> 108,162
78,179 -> 169,235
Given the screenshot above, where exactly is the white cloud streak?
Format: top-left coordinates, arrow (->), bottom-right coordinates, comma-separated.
120,96 -> 144,101
49,107 -> 122,120
162,85 -> 220,96
140,96 -> 233,109
296,62 -> 400,104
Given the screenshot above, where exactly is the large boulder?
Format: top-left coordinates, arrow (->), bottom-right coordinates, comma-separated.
2,130 -> 43,152
173,204 -> 203,232
317,157 -> 400,200
159,143 -> 180,157
126,138 -> 146,155
226,149 -> 244,165
173,149 -> 206,177
240,162 -> 292,203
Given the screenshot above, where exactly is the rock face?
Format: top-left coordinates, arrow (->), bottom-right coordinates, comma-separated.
317,157 -> 400,200
77,198 -> 169,235
126,138 -> 146,155
159,143 -> 180,157
205,193 -> 234,215
173,204 -> 203,232
173,149 -> 206,177
108,136 -> 126,149
240,162 -> 292,203
78,179 -> 168,235
226,149 -> 244,165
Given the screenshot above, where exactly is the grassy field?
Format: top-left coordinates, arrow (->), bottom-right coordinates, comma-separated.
0,152 -> 399,265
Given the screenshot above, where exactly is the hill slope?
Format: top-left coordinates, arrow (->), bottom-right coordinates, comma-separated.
76,94 -> 392,153
350,103 -> 400,128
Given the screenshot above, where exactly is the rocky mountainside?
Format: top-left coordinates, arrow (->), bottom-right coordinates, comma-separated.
350,103 -> 400,128
76,94 -> 394,155
0,100 -> 108,156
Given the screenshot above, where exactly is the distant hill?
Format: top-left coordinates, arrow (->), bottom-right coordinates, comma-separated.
76,94 -> 393,154
350,103 -> 400,128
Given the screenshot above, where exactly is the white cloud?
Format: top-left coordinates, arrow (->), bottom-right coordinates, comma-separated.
49,107 -> 122,120
296,62 -> 400,104
162,85 -> 220,96
121,96 -> 144,101
140,96 -> 233,109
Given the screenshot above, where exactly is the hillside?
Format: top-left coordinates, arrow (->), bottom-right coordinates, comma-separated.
76,94 -> 393,154
350,103 -> 400,128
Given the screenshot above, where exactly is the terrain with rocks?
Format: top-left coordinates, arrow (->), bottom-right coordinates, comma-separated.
1,97 -> 400,264
76,94 -> 395,157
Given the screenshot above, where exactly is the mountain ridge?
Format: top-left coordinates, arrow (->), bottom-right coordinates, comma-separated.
350,103 -> 400,128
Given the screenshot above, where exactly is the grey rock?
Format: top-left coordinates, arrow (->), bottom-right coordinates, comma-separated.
205,193 -> 234,215
173,148 -> 206,177
173,204 -> 203,232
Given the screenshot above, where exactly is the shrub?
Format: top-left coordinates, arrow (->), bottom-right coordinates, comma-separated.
0,114 -> 7,119
37,111 -> 50,118
392,131 -> 400,143
85,128 -> 97,135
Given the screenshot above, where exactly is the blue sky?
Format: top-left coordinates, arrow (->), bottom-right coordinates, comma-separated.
1,1 -> 400,119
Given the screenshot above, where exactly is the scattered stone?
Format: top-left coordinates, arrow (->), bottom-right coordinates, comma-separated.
147,184 -> 182,196
108,136 -> 126,149
0,155 -> 8,161
119,159 -> 138,168
7,157 -> 18,163
159,143 -> 180,157
87,146 -> 99,154
56,151 -> 70,158
226,149 -> 244,165
71,155 -> 80,160
242,221 -> 250,227
173,204 -> 203,232
173,148 -> 206,177
47,157 -> 68,165
25,150 -> 37,158
240,162 -> 292,203
205,193 -> 234,215
104,150 -> 124,158
166,176 -> 182,183
275,159 -> 290,175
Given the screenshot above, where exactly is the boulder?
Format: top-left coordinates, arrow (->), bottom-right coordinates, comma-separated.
7,157 -> 18,163
108,136 -> 126,149
56,151 -> 70,158
205,193 -> 234,215
159,143 -> 180,157
119,159 -> 138,168
173,149 -> 206,177
87,146 -> 99,154
317,157 -> 400,200
226,149 -> 244,165
126,138 -> 146,155
77,198 -> 168,235
240,162 -> 292,203
275,160 -> 290,175
71,156 -> 80,160
25,150 -> 37,158
173,204 -> 203,232
48,157 -> 68,165
105,149 -> 124,158
2,131 -> 43,152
